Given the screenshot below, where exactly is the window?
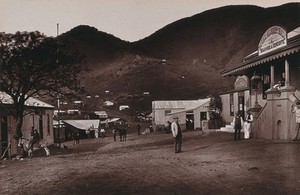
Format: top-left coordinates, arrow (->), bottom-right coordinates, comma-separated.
31,114 -> 35,128
230,94 -> 234,116
165,110 -> 171,116
200,112 -> 207,120
47,114 -> 50,135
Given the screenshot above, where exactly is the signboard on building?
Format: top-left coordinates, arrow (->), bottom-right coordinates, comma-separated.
234,75 -> 249,90
258,26 -> 287,56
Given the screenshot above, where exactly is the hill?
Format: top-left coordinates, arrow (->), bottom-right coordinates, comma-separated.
57,3 -> 300,113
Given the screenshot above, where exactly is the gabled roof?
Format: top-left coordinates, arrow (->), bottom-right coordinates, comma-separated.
152,100 -> 201,109
167,98 -> 211,115
0,91 -> 54,108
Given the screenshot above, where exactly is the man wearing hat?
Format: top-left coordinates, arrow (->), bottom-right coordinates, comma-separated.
233,111 -> 244,141
171,116 -> 182,153
292,101 -> 300,141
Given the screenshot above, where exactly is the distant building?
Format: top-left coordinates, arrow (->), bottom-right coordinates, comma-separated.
161,59 -> 167,64
54,110 -> 66,116
104,101 -> 114,106
94,111 -> 108,119
0,92 -> 54,157
119,105 -> 130,111
152,98 -> 211,131
63,119 -> 100,140
67,109 -> 81,115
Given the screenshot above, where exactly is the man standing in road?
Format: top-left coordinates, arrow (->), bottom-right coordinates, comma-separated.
233,111 -> 243,141
137,124 -> 141,135
171,116 -> 182,153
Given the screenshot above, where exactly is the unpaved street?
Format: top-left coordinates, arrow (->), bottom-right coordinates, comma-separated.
1,130 -> 300,195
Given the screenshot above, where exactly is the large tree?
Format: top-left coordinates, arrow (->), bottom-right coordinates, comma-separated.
0,31 -> 81,138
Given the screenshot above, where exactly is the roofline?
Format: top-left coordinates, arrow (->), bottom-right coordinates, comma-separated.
221,27 -> 300,77
167,99 -> 211,115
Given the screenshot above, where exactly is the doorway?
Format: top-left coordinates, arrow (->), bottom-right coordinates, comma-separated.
1,116 -> 8,158
186,113 -> 194,130
39,115 -> 44,139
238,92 -> 245,119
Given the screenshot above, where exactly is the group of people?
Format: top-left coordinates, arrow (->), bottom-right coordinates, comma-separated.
233,109 -> 253,141
72,130 -> 80,145
232,100 -> 300,142
70,100 -> 300,154
169,109 -> 254,154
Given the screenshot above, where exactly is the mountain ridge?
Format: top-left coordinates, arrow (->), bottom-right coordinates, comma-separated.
57,3 -> 300,112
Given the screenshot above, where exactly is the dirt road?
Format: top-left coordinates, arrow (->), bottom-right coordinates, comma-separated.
0,130 -> 300,194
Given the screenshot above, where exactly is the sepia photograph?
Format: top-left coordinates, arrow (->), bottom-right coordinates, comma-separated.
0,0 -> 300,194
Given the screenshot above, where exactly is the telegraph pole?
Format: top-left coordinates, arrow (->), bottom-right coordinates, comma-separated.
56,23 -> 61,148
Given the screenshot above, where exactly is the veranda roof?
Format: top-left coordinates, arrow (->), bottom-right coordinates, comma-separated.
221,27 -> 300,77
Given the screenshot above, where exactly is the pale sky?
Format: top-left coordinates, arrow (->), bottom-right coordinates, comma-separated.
0,0 -> 298,42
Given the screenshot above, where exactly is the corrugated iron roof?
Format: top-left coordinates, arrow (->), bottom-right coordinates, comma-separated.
152,100 -> 201,109
0,91 -> 54,108
167,98 -> 211,115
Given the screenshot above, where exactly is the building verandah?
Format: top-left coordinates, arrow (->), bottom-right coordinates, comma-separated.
220,26 -> 300,140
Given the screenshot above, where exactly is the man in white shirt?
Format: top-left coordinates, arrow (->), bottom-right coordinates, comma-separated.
292,101 -> 300,141
244,109 -> 253,139
171,116 -> 182,153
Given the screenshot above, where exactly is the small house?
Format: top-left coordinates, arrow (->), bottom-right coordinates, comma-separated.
152,98 -> 211,131
0,92 -> 54,157
119,105 -> 129,111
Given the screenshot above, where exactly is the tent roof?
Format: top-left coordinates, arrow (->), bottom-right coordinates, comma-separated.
63,120 -> 100,130
63,118 -> 121,130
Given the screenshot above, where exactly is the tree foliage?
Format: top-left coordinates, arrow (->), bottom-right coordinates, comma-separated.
0,31 -> 82,137
208,94 -> 224,129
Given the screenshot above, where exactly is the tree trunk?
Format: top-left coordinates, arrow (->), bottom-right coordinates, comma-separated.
14,97 -> 25,139
16,114 -> 24,138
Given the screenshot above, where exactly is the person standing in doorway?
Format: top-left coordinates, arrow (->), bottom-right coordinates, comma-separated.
244,109 -> 253,139
292,101 -> 300,141
171,116 -> 182,153
233,111 -> 243,141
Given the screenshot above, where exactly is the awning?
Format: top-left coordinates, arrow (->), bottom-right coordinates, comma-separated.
221,43 -> 300,77
63,120 -> 100,130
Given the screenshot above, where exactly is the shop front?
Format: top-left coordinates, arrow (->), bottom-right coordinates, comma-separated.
220,26 -> 300,140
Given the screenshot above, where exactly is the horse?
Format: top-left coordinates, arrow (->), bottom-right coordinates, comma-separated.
115,127 -> 127,142
17,137 -> 50,159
